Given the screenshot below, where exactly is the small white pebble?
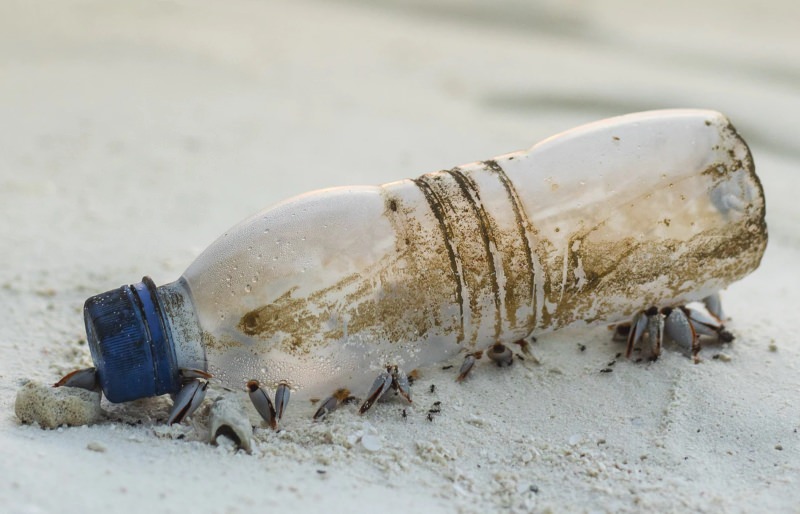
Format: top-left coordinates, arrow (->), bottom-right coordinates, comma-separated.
361,434 -> 382,452
87,441 -> 106,453
568,434 -> 582,446
466,415 -> 485,427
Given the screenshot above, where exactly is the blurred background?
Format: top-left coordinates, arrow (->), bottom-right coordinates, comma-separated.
1,2 -> 799,512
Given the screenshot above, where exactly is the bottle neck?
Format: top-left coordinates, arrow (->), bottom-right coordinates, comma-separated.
156,278 -> 207,374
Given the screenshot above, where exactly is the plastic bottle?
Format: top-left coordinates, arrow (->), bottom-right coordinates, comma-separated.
83,109 -> 766,404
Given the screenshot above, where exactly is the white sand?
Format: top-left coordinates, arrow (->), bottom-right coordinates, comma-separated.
1,1 -> 799,512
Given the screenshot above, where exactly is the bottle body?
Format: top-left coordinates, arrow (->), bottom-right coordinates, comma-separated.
86,109 -> 766,403
164,109 -> 766,402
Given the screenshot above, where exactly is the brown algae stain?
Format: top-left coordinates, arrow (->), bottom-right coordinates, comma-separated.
238,191 -> 464,355
235,121 -> 766,357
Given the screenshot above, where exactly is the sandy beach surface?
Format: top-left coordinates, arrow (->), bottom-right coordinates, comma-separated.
1,1 -> 799,512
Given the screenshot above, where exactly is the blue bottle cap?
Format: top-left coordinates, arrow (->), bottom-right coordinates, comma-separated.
84,277 -> 181,403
